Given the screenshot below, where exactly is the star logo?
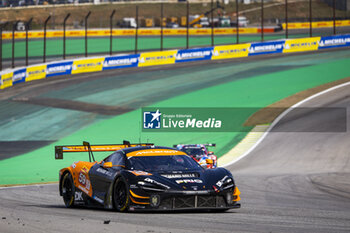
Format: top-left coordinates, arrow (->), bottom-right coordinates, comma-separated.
143,109 -> 162,129
150,109 -> 161,122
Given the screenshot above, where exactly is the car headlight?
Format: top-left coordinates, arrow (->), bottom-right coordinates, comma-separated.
216,176 -> 234,190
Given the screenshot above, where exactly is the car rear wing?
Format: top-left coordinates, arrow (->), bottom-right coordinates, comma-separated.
173,143 -> 216,148
55,140 -> 154,160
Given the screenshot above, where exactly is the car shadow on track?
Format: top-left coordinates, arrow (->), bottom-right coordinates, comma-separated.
36,204 -> 239,214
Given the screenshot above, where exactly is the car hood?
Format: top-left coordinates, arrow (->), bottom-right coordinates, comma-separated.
148,168 -> 232,191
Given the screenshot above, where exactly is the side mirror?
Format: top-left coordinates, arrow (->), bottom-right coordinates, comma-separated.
103,162 -> 113,168
206,159 -> 213,164
208,151 -> 214,155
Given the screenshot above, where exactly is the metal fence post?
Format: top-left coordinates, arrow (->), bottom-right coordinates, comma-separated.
110,10 -> 116,56
333,0 -> 336,35
261,0 -> 264,42
135,6 -> 138,54
43,16 -> 51,63
309,0 -> 312,37
285,0 -> 288,38
186,1 -> 189,49
236,0 -> 239,44
63,13 -> 70,60
12,21 -> 18,69
160,3 -> 163,51
25,17 -> 33,67
85,11 -> 91,57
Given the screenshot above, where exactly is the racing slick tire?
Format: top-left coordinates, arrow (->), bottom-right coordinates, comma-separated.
61,172 -> 75,208
113,176 -> 130,212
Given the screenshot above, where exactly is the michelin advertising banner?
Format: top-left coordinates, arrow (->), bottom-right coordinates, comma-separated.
103,54 -> 139,70
26,65 -> 47,82
175,47 -> 213,63
249,41 -> 285,56
0,72 -> 13,89
46,61 -> 73,77
283,37 -> 320,53
138,50 -> 177,67
12,68 -> 27,85
318,35 -> 350,49
212,44 -> 250,60
71,58 -> 104,74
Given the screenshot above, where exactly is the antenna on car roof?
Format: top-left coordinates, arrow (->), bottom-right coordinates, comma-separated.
139,120 -> 142,144
123,140 -> 131,147
83,141 -> 95,162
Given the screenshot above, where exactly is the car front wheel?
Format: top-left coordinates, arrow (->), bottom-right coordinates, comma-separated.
113,177 -> 129,212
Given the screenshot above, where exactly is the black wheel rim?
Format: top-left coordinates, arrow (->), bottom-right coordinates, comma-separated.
114,181 -> 127,209
62,176 -> 73,204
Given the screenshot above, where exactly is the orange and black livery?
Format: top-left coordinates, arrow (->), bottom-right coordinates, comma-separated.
56,141 -> 241,212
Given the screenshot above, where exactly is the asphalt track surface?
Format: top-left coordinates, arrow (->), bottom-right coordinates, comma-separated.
0,62 -> 349,232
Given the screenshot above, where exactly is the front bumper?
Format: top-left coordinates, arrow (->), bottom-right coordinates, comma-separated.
153,194 -> 240,211
128,187 -> 241,211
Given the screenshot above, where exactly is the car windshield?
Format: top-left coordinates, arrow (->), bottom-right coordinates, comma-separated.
181,148 -> 206,156
128,155 -> 202,172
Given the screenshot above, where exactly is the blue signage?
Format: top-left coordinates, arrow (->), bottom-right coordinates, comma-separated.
12,68 -> 27,85
248,40 -> 285,56
46,61 -> 73,77
103,54 -> 139,70
175,47 -> 213,63
318,35 -> 350,49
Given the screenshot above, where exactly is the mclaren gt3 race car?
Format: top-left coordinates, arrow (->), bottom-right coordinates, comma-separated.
175,144 -> 218,169
55,141 -> 241,212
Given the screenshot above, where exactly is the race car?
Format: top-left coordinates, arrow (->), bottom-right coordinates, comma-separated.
55,141 -> 240,212
174,144 -> 218,169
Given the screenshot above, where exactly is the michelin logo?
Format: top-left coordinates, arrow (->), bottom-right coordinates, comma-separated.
72,62 -> 101,70
47,65 -> 71,74
214,48 -> 246,56
176,51 -> 211,60
285,41 -> 317,49
103,58 -> 138,67
319,37 -> 350,47
249,44 -> 283,53
13,71 -> 26,82
143,109 -> 162,129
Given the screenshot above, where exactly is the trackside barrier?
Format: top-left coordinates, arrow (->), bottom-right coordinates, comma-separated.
282,20 -> 350,30
1,34 -> 350,90
3,19 -> 350,40
1,28 -> 262,40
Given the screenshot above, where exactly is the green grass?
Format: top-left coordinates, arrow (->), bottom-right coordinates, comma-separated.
0,57 -> 350,185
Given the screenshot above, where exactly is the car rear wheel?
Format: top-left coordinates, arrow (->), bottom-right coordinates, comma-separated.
61,172 -> 75,208
113,177 -> 129,212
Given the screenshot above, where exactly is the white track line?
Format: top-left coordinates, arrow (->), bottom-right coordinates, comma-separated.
0,183 -> 57,189
222,81 -> 350,168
